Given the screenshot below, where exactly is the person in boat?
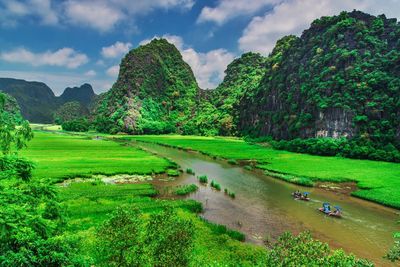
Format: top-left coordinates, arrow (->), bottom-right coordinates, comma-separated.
293,190 -> 301,198
330,206 -> 342,216
302,192 -> 310,200
321,202 -> 331,214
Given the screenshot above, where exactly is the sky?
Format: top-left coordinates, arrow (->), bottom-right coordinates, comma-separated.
0,0 -> 399,95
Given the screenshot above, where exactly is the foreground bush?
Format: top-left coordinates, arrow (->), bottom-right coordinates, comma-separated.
0,157 -> 84,266
96,207 -> 194,267
266,232 -> 373,266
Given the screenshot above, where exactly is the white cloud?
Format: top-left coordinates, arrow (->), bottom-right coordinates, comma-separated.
0,0 -> 59,26
1,0 -> 194,31
0,47 -> 88,69
140,34 -> 235,89
62,0 -> 194,32
101,41 -> 132,58
198,0 -> 279,25
84,70 -> 96,77
182,48 -> 234,89
63,0 -> 123,32
0,70 -> 112,95
239,0 -> 400,54
106,65 -> 120,77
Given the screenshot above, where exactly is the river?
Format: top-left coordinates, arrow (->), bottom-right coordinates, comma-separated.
136,141 -> 398,266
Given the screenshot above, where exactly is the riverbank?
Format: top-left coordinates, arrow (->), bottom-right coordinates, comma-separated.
127,135 -> 400,209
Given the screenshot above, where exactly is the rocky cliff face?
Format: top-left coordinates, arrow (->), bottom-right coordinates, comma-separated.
95,38 -> 199,134
238,11 -> 400,147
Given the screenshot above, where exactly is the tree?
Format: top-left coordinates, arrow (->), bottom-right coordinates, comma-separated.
0,93 -> 33,155
96,207 -> 144,266
145,208 -> 194,267
95,207 -> 195,267
386,232 -> 400,262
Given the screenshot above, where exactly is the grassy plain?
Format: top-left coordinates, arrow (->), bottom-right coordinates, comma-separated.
129,135 -> 400,209
59,181 -> 267,265
20,131 -> 267,265
20,131 -> 172,182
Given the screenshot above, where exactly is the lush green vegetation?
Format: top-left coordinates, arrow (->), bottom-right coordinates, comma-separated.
0,92 -> 33,155
239,11 -> 400,155
198,174 -> 208,184
210,180 -> 222,191
265,232 -> 372,266
130,135 -> 400,208
58,181 -> 271,266
174,184 -> 199,195
20,131 -> 172,182
271,137 -> 400,163
54,101 -> 88,125
166,168 -> 180,177
186,168 -> 195,175
0,78 -> 96,124
61,117 -> 90,132
224,188 -> 236,199
95,39 -> 199,135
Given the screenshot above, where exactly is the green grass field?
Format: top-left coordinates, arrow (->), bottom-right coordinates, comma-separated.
59,181 -> 267,265
19,131 -> 266,265
129,135 -> 400,209
20,131 -> 173,182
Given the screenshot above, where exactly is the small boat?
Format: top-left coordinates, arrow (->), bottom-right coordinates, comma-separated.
328,206 -> 342,218
292,191 -> 310,201
319,203 -> 342,218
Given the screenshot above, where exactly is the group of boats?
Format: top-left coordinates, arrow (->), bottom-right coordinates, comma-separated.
292,190 -> 342,218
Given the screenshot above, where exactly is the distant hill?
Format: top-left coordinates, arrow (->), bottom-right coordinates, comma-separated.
0,78 -> 97,123
59,83 -> 96,106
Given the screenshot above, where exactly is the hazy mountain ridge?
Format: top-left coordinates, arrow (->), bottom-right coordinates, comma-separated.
0,78 -> 97,123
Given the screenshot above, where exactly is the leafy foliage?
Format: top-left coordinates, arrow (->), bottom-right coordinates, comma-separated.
272,137 -> 400,162
239,11 -> 400,153
61,117 -> 90,132
0,92 -> 33,155
0,154 -> 83,266
95,39 -> 199,134
95,207 -> 194,267
174,184 -> 198,195
265,232 -> 373,266
54,101 -> 89,124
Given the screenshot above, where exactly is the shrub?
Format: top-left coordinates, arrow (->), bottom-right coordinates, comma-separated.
145,208 -> 195,267
201,218 -> 245,242
266,232 -> 373,266
198,175 -> 208,184
210,180 -> 221,191
270,137 -> 400,163
174,184 -> 198,196
62,118 -> 90,132
0,155 -> 34,180
228,159 -> 238,165
166,169 -> 180,177
186,168 -> 195,175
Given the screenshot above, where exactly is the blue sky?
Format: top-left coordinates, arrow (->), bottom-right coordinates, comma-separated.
0,0 -> 399,95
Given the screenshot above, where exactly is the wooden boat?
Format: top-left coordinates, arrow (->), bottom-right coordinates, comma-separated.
292,192 -> 310,201
319,203 -> 342,218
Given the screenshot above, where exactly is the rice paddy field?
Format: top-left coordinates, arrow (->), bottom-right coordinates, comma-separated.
20,131 -> 173,182
129,135 -> 400,209
18,130 -> 267,265
58,181 -> 267,265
